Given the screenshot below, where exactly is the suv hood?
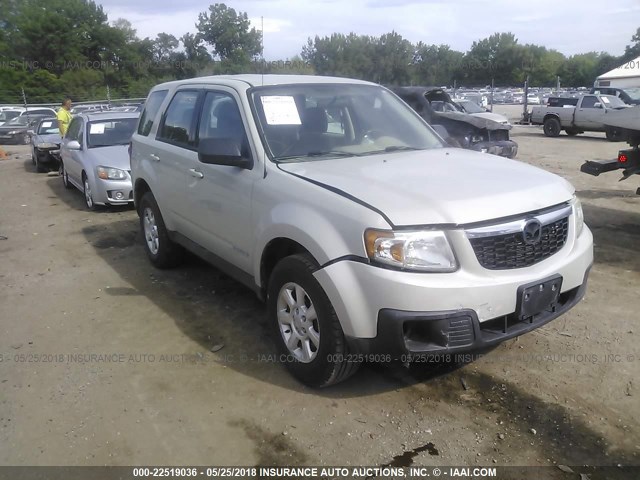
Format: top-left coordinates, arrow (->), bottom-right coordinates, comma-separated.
278,148 -> 574,226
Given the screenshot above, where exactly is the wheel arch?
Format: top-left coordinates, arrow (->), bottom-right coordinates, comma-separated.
259,237 -> 316,300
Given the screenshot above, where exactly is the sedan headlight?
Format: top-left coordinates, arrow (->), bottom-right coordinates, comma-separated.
97,166 -> 127,180
7,130 -> 18,135
571,195 -> 584,237
364,229 -> 457,272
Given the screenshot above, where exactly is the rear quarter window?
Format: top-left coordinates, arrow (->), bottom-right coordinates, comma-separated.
137,90 -> 169,136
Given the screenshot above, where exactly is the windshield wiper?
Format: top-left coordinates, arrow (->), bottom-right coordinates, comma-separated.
365,146 -> 424,155
275,150 -> 359,162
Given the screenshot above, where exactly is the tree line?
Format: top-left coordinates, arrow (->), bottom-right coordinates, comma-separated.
0,0 -> 638,103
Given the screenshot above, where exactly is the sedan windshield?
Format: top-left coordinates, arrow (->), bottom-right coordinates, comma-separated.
37,120 -> 60,135
87,118 -> 137,148
250,83 -> 443,162
457,100 -> 485,113
5,116 -> 29,126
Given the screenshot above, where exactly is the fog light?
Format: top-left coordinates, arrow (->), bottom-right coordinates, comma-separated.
481,148 -> 488,153
113,191 -> 125,200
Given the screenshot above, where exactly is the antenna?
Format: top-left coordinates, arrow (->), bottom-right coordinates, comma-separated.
260,16 -> 265,86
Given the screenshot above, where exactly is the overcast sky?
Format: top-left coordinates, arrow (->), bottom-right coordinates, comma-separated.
98,0 -> 639,60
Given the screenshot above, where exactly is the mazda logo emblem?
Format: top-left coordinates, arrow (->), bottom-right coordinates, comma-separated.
522,219 -> 542,245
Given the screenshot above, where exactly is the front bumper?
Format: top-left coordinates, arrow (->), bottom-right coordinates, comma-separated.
468,140 -> 518,158
351,267 -> 589,357
35,148 -> 61,164
313,222 -> 593,350
92,177 -> 134,206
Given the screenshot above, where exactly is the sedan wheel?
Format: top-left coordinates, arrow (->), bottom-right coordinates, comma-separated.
60,163 -> 72,189
83,175 -> 96,210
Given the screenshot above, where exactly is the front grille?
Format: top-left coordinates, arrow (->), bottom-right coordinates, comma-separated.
469,216 -> 569,270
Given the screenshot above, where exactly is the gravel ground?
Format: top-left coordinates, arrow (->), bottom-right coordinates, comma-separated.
0,127 -> 638,472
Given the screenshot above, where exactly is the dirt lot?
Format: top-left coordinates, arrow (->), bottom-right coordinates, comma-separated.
0,123 -> 639,471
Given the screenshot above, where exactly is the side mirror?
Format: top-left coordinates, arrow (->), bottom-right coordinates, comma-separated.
66,140 -> 81,150
198,137 -> 253,169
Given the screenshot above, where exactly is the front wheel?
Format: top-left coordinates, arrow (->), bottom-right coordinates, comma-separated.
139,191 -> 183,268
267,254 -> 360,387
83,173 -> 97,210
19,133 -> 31,145
60,162 -> 73,189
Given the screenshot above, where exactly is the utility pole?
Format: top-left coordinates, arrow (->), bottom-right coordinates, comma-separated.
106,85 -> 111,107
490,78 -> 494,112
22,87 -> 29,119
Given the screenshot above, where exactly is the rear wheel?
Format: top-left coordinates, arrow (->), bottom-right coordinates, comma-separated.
565,128 -> 579,136
543,117 -> 561,137
139,191 -> 183,268
605,126 -> 624,142
267,254 -> 360,387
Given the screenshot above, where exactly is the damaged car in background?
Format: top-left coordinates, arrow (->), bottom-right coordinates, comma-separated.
31,117 -> 62,172
392,86 -> 518,158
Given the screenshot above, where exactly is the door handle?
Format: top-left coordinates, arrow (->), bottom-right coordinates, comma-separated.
188,168 -> 204,179
150,153 -> 160,162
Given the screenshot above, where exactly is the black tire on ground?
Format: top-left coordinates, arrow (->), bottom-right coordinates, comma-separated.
31,148 -> 36,165
605,126 -> 624,142
60,162 -> 73,189
34,152 -> 46,173
565,128 -> 579,136
138,191 -> 184,268
267,253 -> 360,387
543,117 -> 561,137
19,134 -> 30,145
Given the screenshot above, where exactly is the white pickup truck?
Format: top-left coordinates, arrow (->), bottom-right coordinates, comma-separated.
531,94 -> 629,140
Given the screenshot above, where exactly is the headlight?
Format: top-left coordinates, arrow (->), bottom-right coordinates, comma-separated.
572,195 -> 584,237
8,131 -> 18,135
97,166 -> 127,180
364,229 -> 457,272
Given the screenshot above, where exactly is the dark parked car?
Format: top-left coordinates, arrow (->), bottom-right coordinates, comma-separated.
392,86 -> 518,158
31,117 -> 62,172
0,114 -> 47,144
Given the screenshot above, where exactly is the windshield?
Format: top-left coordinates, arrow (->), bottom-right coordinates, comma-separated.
37,120 -> 60,135
0,111 -> 21,122
5,116 -> 29,126
624,87 -> 640,101
457,100 -> 484,113
87,118 -> 137,148
250,83 -> 443,162
600,95 -> 628,109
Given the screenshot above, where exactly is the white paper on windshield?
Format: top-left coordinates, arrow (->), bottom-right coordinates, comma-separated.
41,121 -> 53,128
600,96 -> 610,104
90,123 -> 105,134
261,96 -> 301,125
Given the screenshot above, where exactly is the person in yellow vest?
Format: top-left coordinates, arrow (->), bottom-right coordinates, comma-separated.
56,98 -> 72,137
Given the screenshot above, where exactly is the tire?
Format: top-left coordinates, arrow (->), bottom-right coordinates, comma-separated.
543,117 -> 561,137
138,191 -> 183,268
605,126 -> 623,142
267,253 -> 360,387
565,128 -> 579,136
19,133 -> 30,145
34,152 -> 46,173
31,148 -> 36,165
82,173 -> 97,211
60,162 -> 73,189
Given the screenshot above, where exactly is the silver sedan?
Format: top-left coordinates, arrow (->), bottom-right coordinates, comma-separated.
59,112 -> 139,210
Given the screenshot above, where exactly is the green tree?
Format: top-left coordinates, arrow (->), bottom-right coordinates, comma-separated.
196,3 -> 261,71
621,27 -> 640,62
